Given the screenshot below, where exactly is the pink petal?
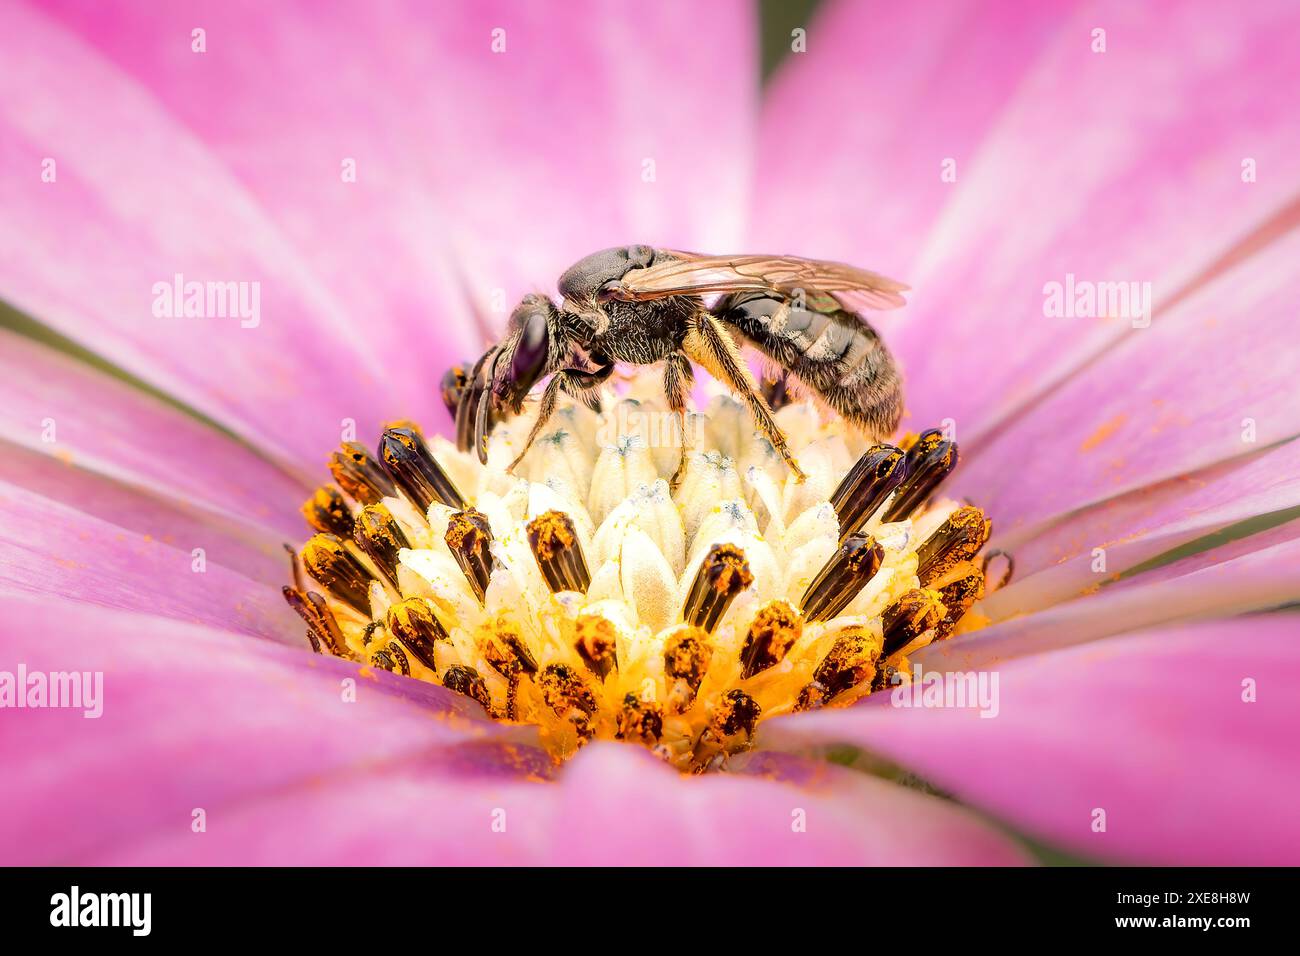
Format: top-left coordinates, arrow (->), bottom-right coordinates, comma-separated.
920,535 -> 1300,671
753,0 -> 1076,278
980,438 -> 1300,620
891,0 -> 1300,440
0,3 -> 411,466
0,595 -> 519,865
105,744 -> 1027,865
0,440 -> 293,586
1,596 -> 1026,865
765,617 -> 1300,864
0,327 -> 310,542
952,229 -> 1300,539
29,0 -> 757,436
0,479 -> 296,638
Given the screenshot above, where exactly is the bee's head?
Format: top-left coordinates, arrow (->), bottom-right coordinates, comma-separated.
493,295 -> 558,413
454,295 -> 562,462
557,245 -> 656,304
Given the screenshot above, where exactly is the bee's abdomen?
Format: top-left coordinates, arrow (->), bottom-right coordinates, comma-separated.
715,293 -> 902,439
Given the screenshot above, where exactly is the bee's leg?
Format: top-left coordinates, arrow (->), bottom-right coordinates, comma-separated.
663,352 -> 695,491
506,363 -> 612,474
684,312 -> 806,482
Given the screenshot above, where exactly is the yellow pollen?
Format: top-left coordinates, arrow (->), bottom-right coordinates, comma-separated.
283,370 -> 996,771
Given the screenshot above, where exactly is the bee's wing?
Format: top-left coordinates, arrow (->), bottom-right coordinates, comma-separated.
611,251 -> 909,313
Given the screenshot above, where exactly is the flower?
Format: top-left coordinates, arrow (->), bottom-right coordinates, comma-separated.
1,0 -> 1298,865
290,370 -> 985,770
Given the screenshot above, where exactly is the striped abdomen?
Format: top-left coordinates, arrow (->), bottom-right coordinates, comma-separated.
714,292 -> 902,439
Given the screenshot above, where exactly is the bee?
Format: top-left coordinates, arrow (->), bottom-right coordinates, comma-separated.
451,246 -> 908,485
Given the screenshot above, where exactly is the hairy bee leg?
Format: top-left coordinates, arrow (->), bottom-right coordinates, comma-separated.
684,312 -> 806,482
506,364 -> 613,474
663,352 -> 695,491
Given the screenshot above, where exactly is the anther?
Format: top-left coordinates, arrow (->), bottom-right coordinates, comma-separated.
574,614 -> 619,680
328,442 -> 396,505
539,663 -> 599,742
483,630 -> 539,678
882,429 -> 958,522
663,627 -> 713,713
281,586 -> 349,657
793,681 -> 831,712
301,485 -> 354,538
799,533 -> 885,623
811,628 -> 879,701
371,642 -> 410,676
442,665 -> 493,714
526,510 -> 590,594
829,444 -> 907,541
298,533 -> 374,614
379,426 -> 466,513
352,503 -> 411,588
539,663 -> 598,716
445,508 -> 494,603
681,543 -> 753,632
483,626 -> 537,722
881,588 -> 947,656
739,600 -> 802,678
616,694 -> 664,744
384,598 -> 449,673
711,688 -> 761,740
934,567 -> 985,641
915,507 -> 992,586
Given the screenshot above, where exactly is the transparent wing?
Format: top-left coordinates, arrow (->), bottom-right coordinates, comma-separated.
610,250 -> 909,313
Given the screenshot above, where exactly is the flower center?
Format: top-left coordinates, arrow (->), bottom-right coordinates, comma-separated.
283,374 -> 997,772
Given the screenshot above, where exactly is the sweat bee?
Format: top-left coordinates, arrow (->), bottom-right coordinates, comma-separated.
448,246 -> 908,485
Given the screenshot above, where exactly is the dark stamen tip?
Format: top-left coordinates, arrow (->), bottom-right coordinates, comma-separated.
384,598 -> 449,673
793,680 -> 831,712
711,688 -> 761,739
616,693 -> 664,744
539,663 -> 599,734
442,665 -> 493,714
380,426 -> 466,513
739,600 -> 803,679
882,428 -> 958,522
663,627 -> 713,713
934,567 -> 986,641
446,508 -> 494,603
574,614 -> 619,680
799,533 -> 885,623
282,585 -> 349,657
370,642 -> 410,676
353,502 -> 412,588
682,543 -> 753,632
916,506 -> 992,586
812,627 -> 880,701
328,442 -> 396,505
881,588 -> 948,656
483,626 -> 539,678
830,444 -> 907,540
299,533 -> 374,615
526,510 -> 590,594
301,485 -> 355,538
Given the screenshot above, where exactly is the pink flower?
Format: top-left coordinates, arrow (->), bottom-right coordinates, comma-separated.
1,0 -> 1298,865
